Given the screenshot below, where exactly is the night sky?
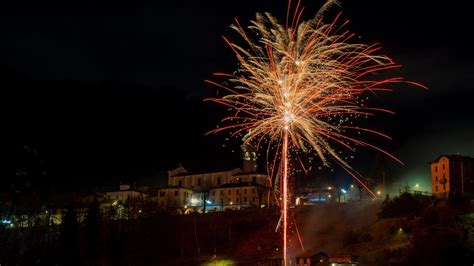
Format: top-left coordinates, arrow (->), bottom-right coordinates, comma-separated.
8,0 -> 473,190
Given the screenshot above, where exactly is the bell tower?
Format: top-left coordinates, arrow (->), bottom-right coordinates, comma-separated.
241,143 -> 257,172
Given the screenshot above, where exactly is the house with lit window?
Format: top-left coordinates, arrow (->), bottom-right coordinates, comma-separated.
208,182 -> 267,211
430,154 -> 474,198
157,186 -> 196,213
75,184 -> 152,220
102,184 -> 150,204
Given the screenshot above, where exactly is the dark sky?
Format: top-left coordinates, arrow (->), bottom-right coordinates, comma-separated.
8,0 -> 474,190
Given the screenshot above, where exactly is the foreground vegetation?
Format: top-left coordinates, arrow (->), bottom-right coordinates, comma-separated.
2,193 -> 474,265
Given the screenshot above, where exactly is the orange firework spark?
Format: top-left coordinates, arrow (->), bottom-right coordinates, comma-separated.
206,1 -> 426,264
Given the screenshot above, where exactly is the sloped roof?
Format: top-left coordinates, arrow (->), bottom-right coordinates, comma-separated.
157,186 -> 194,191
170,168 -> 241,177
104,189 -> 151,196
232,171 -> 267,176
429,154 -> 474,163
209,182 -> 267,189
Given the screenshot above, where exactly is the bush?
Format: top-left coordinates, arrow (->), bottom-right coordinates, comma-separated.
378,193 -> 427,219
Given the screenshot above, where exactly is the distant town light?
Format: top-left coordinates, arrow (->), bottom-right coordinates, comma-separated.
230,201 -> 233,205
328,186 -> 332,190
350,184 -> 354,188
415,183 -> 419,188
138,209 -> 142,213
191,198 -> 200,204
1,220 -> 11,224
296,197 -> 301,205
328,194 -> 332,198
205,200 -> 212,205
377,191 -> 381,195
341,188 -> 347,194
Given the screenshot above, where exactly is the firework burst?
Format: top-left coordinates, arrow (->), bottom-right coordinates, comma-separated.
206,1 -> 425,264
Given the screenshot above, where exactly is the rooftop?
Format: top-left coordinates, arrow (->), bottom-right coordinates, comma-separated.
170,168 -> 241,177
104,189 -> 151,196
210,182 -> 267,189
232,171 -> 267,176
158,186 -> 194,190
429,154 -> 474,163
